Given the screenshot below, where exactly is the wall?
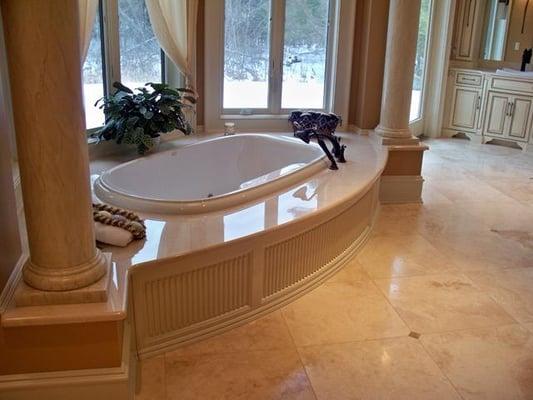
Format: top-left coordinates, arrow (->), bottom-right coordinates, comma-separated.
348,0 -> 390,130
504,0 -> 533,63
0,7 -> 21,296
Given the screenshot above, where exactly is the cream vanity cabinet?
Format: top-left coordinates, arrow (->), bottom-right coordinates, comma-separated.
445,69 -> 533,148
444,69 -> 485,136
483,77 -> 533,146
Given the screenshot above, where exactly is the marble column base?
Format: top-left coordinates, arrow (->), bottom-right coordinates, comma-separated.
22,249 -> 108,292
16,253 -> 111,306
375,124 -> 412,138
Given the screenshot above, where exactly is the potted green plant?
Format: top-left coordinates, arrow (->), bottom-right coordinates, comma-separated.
96,82 -> 196,155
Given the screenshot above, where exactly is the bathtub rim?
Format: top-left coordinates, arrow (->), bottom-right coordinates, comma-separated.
93,133 -> 328,215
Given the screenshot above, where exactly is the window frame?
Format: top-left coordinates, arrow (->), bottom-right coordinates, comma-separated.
220,0 -> 337,116
409,0 -> 435,125
85,0 -> 168,134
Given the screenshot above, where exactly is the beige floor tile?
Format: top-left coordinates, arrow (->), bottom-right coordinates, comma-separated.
281,281 -> 409,346
327,258 -> 370,284
299,337 -> 461,400
459,200 -> 533,233
372,205 -> 426,236
425,177 -> 515,204
420,219 -> 533,272
421,181 -> 455,205
524,323 -> 533,333
485,178 -> 533,203
467,268 -> 533,323
136,356 -> 165,400
165,311 -> 295,357
374,273 -> 515,334
164,348 -> 316,400
357,233 -> 457,279
421,324 -> 533,400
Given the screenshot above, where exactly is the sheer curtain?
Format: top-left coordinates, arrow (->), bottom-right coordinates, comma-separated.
145,0 -> 198,128
145,0 -> 198,88
79,0 -> 99,62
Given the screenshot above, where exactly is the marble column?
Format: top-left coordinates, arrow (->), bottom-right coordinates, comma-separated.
1,0 -> 107,291
375,0 -> 422,144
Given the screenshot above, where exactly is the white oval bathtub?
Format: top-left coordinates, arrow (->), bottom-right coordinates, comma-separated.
94,134 -> 327,214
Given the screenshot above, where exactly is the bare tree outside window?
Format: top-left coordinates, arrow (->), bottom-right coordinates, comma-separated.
223,0 -> 330,110
119,0 -> 162,88
282,0 -> 330,109
223,0 -> 271,109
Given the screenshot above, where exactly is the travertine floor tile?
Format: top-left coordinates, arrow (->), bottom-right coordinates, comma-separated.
467,268 -> 533,323
165,348 -> 316,400
374,273 -> 515,333
299,337 -> 461,400
282,281 -> 409,346
165,311 -> 295,357
421,325 -> 533,400
357,233 -> 457,278
327,258 -> 370,284
136,356 -> 165,400
425,176 -> 515,203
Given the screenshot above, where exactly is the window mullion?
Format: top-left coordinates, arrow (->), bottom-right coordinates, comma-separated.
102,0 -> 121,94
269,0 -> 285,114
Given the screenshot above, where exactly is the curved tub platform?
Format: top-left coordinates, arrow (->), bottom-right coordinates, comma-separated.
93,132 -> 388,359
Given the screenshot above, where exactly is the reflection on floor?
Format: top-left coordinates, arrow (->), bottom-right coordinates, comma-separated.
136,138 -> 533,400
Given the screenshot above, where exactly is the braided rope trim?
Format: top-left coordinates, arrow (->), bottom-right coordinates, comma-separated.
93,203 -> 146,240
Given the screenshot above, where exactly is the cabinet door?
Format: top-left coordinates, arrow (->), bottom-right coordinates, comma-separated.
455,0 -> 478,60
450,87 -> 480,131
508,96 -> 532,140
484,92 -> 510,137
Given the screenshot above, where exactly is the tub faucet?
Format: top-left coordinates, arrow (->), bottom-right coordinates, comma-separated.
294,128 -> 346,170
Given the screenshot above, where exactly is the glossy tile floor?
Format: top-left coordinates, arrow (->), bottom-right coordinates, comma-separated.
136,138 -> 533,400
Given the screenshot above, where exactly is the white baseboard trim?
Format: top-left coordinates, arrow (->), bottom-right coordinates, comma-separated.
0,323 -> 135,400
380,175 -> 424,204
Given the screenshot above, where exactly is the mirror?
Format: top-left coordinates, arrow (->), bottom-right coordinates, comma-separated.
482,0 -> 512,61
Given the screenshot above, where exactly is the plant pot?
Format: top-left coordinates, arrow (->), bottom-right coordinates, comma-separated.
145,136 -> 161,154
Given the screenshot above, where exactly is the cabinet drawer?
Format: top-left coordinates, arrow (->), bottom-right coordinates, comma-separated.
491,77 -> 533,95
456,72 -> 482,87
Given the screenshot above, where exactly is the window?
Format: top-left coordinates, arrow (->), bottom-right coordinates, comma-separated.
223,0 -> 271,109
223,0 -> 333,113
410,0 -> 432,122
83,3 -> 106,130
281,0 -> 330,109
82,0 -> 165,131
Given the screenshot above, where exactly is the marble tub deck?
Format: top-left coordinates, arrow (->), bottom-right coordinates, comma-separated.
136,137 -> 533,400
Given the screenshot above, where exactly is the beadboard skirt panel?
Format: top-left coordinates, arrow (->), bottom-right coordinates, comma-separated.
131,180 -> 379,359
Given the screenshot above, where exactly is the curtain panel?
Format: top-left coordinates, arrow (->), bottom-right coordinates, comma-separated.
79,0 -> 99,62
145,0 -> 198,88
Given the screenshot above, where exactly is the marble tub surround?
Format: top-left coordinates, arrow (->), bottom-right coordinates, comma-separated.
91,132 -> 387,264
136,138 -> 533,400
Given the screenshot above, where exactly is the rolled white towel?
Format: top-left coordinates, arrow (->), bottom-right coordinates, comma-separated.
94,221 -> 133,247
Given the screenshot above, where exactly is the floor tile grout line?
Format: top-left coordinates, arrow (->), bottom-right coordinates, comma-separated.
279,308 -> 320,400
416,332 -> 467,400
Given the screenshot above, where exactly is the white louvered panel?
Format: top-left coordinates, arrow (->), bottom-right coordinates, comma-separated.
144,253 -> 252,337
263,195 -> 370,298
